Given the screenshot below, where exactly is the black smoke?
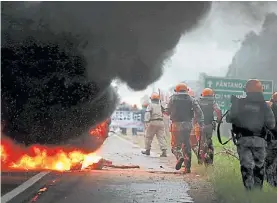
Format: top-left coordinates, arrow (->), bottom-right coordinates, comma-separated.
1,2 -> 211,147
226,12 -> 277,91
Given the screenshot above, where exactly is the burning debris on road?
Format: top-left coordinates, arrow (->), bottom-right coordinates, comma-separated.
1,136 -> 103,172
0,122 -> 110,172
1,120 -> 140,172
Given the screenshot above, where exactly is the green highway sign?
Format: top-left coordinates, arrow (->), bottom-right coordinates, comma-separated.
204,76 -> 274,113
204,77 -> 273,93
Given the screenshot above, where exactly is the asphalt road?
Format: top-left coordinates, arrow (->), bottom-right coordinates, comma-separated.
2,135 -> 201,203
1,172 -> 40,196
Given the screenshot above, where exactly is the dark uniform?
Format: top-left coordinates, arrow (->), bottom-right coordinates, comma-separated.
168,83 -> 204,172
226,89 -> 275,190
265,96 -> 277,187
198,96 -> 222,165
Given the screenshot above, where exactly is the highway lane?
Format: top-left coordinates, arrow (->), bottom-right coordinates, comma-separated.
1,172 -> 41,196
2,135 -> 202,203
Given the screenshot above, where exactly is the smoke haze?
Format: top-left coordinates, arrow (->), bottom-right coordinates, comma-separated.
118,2 -> 277,105
1,2 -> 210,145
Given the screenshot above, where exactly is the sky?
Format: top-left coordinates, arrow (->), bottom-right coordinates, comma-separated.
118,2 -> 277,106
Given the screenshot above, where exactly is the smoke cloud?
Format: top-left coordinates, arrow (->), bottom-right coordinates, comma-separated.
1,2 -> 211,146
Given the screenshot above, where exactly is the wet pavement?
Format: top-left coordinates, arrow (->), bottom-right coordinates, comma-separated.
2,134 -> 195,203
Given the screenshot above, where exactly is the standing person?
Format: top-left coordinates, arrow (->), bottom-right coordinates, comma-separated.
198,88 -> 222,165
168,83 -> 204,173
265,92 -> 277,187
132,104 -> 138,136
141,93 -> 167,157
118,102 -> 128,135
226,79 -> 275,190
140,102 -> 149,135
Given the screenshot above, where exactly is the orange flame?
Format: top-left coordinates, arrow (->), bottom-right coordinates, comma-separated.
1,120 -> 110,171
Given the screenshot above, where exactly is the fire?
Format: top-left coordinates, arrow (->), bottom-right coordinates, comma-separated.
1,137 -> 102,171
89,119 -> 110,139
1,121 -> 110,171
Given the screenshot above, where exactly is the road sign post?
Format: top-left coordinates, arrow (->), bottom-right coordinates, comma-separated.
204,76 -> 274,113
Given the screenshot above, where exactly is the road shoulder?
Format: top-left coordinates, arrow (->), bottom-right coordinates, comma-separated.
117,134 -> 216,203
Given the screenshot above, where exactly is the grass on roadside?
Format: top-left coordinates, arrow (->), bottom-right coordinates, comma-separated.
201,136 -> 277,203
118,132 -> 277,203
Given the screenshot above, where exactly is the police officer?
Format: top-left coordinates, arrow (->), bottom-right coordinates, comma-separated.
226,79 -> 276,190
141,93 -> 167,157
265,92 -> 277,187
198,88 -> 222,165
168,83 -> 204,173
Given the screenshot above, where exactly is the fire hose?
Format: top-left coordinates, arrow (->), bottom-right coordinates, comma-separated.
216,110 -> 233,145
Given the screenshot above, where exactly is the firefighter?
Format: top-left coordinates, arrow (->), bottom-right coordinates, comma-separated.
198,88 -> 222,165
226,79 -> 275,190
168,83 -> 204,173
265,92 -> 277,187
141,93 -> 167,157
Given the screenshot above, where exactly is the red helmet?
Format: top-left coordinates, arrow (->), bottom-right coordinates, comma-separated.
175,83 -> 188,92
201,88 -> 214,97
150,92 -> 160,100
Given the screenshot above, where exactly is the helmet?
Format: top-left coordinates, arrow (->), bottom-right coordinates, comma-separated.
272,92 -> 277,102
201,88 -> 214,97
175,83 -> 188,92
245,79 -> 263,93
150,92 -> 160,100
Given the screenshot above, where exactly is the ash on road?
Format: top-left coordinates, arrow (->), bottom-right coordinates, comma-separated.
2,135 -> 214,203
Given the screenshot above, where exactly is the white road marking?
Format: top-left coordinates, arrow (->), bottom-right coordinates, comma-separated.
1,171 -> 49,203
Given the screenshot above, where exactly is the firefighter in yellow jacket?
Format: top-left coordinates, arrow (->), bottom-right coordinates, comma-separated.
142,93 -> 167,157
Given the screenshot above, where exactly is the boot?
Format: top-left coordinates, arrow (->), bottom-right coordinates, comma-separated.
183,167 -> 191,174
141,149 -> 150,156
175,157 -> 184,170
160,150 -> 167,157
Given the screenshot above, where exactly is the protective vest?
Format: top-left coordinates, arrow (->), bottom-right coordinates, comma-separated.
148,103 -> 163,120
199,100 -> 214,125
234,98 -> 266,134
170,94 -> 193,122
